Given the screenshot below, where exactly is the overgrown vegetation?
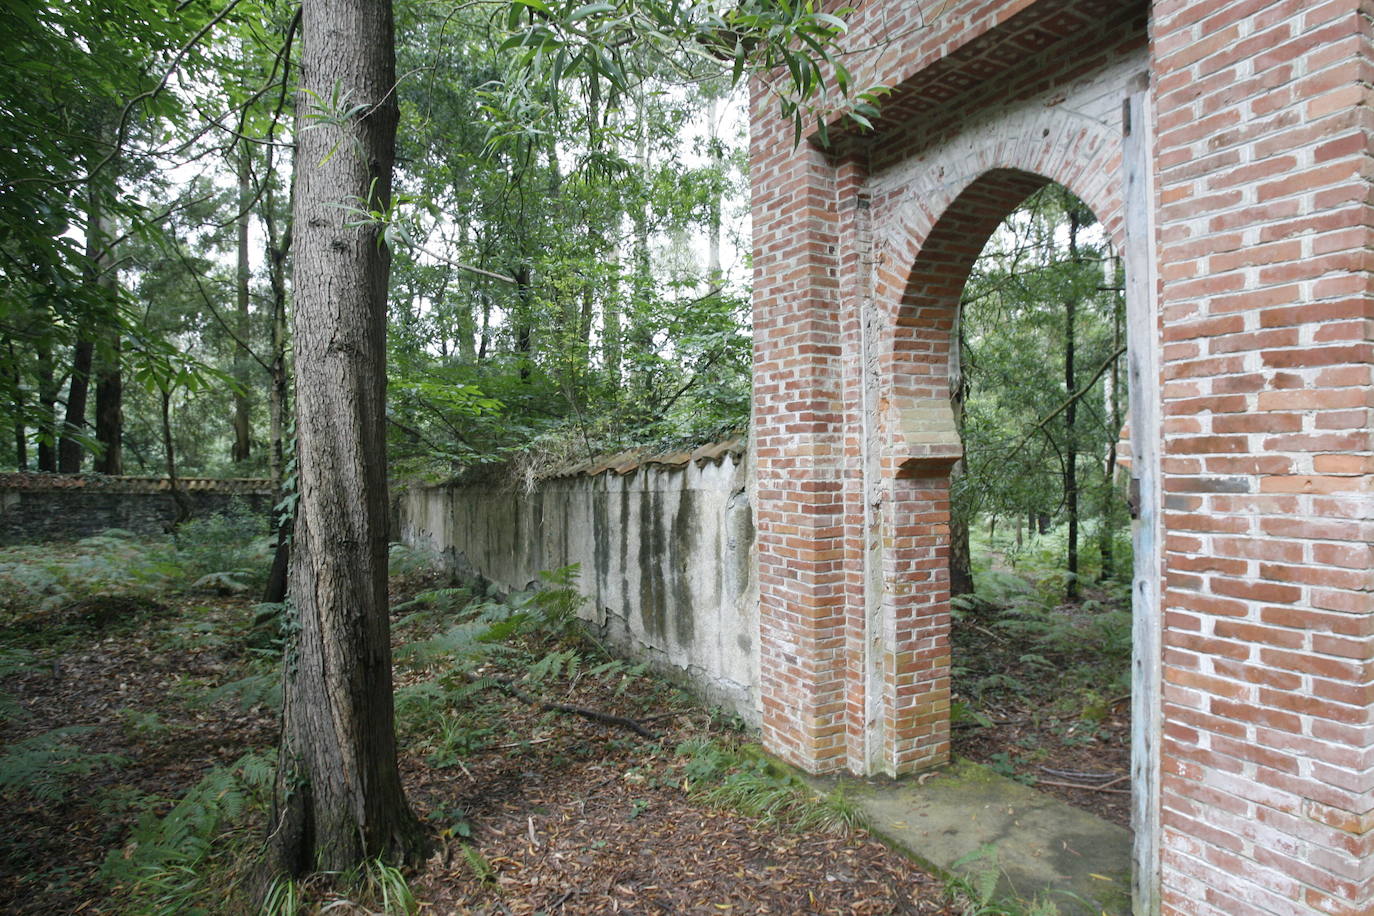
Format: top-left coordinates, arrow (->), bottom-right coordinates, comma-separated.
676,737 -> 867,835
0,522 -> 1008,914
1,0 -> 793,483
0,501 -> 270,632
955,185 -> 1131,601
948,521 -> 1133,833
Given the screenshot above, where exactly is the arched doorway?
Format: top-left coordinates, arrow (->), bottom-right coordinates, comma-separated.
945,182 -> 1135,831
750,89 -> 1162,909
865,106 -> 1160,906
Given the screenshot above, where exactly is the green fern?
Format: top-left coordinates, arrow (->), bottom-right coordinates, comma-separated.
0,727 -> 128,803
523,648 -> 580,685
102,751 -> 276,913
394,587 -> 472,618
204,671 -> 282,712
459,844 -> 496,884
394,620 -> 495,669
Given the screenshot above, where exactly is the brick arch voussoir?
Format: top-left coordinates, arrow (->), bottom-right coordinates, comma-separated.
877,111 -> 1125,402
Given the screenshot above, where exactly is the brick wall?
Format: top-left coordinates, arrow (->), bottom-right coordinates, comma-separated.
751,0 -> 1374,912
0,474 -> 275,542
1151,2 -> 1374,913
752,0 -> 1145,774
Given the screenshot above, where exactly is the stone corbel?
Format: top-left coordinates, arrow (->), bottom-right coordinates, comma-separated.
884,395 -> 963,478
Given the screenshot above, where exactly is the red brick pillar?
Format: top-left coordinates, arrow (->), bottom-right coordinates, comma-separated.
1152,2 -> 1374,912
751,100 -> 850,773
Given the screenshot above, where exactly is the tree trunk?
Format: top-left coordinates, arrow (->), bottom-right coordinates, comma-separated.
1063,208 -> 1081,602
35,340 -> 57,472
93,335 -> 123,474
232,132 -> 253,464
513,264 -> 534,381
160,386 -> 193,527
272,0 -> 426,876
9,343 -> 26,470
1100,282 -> 1122,583
263,138 -> 292,493
949,516 -> 974,597
58,340 -> 93,473
948,301 -> 973,597
61,172 -> 113,474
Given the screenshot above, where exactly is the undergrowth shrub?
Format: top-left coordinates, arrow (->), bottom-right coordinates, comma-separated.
390,564 -> 656,768
0,647 -> 35,722
0,531 -> 180,619
388,542 -> 445,580
101,751 -> 275,915
173,499 -> 272,587
0,504 -> 274,626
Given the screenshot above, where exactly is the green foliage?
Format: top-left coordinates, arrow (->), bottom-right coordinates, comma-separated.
514,564 -> 588,636
396,623 -> 500,679
951,539 -> 1132,737
393,586 -> 474,627
390,563 -> 651,775
117,708 -> 175,742
459,843 -> 497,885
0,647 -> 36,723
101,752 -> 276,915
387,542 -> 446,580
675,738 -> 866,834
173,498 -> 272,586
0,532 -> 180,621
203,670 -> 282,713
262,876 -> 305,916
332,858 -> 418,916
0,510 -> 273,632
0,727 -> 128,804
956,185 -> 1131,591
942,845 -> 1066,915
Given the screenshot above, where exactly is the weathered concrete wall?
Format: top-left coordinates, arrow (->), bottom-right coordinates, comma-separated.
0,474 -> 275,542
398,448 -> 760,723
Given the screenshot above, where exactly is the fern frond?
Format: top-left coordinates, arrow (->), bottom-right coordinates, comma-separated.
0,727 -> 128,803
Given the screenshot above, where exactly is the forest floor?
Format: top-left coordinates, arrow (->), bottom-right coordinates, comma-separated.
949,581 -> 1134,831
0,549 -> 960,915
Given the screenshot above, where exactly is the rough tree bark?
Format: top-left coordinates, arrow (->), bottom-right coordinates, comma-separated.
948,304 -> 974,597
264,140 -> 292,492
232,129 -> 253,464
92,335 -> 123,475
60,169 -> 112,474
35,340 -> 57,472
57,337 -> 93,473
271,0 -> 427,875
1063,206 -> 1082,603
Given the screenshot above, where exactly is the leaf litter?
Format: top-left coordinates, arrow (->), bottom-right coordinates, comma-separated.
0,575 -> 958,914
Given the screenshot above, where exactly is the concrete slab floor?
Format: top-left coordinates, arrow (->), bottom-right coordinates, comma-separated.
806,759 -> 1132,915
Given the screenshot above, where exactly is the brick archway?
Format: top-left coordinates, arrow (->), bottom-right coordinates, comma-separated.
753,5 -> 1374,911
857,109 -> 1134,779
749,6 -> 1166,904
